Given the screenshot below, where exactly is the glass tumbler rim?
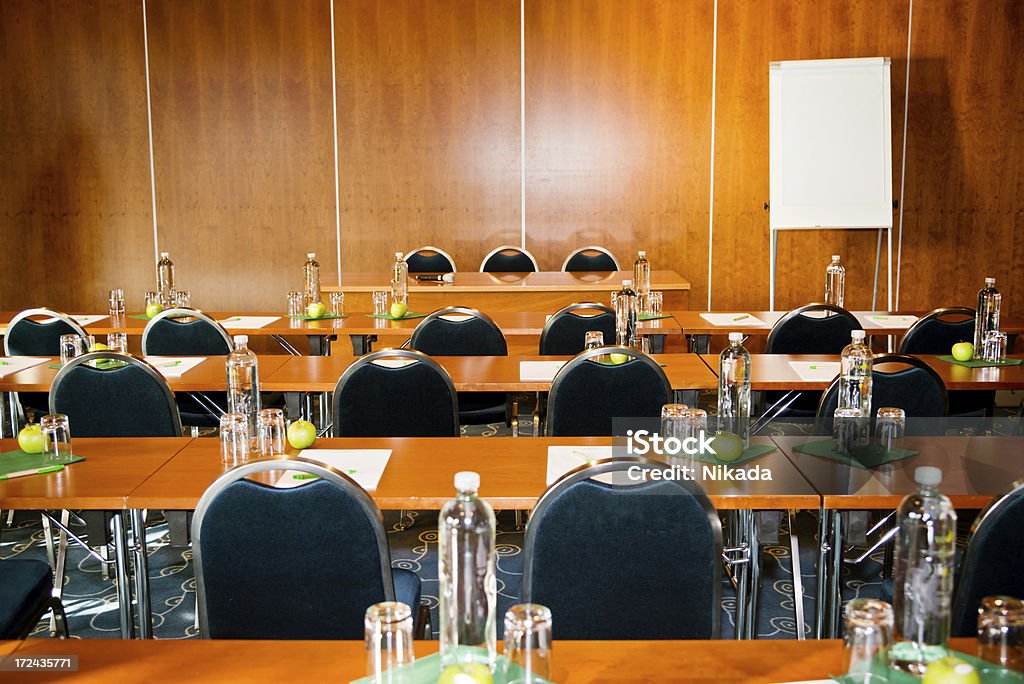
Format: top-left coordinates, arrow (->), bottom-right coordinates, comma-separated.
505,602 -> 553,627
845,597 -> 894,623
979,595 -> 1024,620
365,601 -> 412,624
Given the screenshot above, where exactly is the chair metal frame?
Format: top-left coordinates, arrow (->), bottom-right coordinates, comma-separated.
560,245 -> 621,272
522,457 -> 723,639
3,308 -> 88,356
538,302 -> 616,355
478,245 -> 540,273
403,245 -> 458,272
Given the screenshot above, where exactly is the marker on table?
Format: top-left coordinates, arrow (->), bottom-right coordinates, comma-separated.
292,473 -> 319,480
0,464 -> 65,480
160,361 -> 182,368
733,314 -> 749,321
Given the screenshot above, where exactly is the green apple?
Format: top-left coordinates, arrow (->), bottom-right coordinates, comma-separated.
437,663 -> 493,684
89,342 -> 109,352
389,301 -> 408,318
951,342 -> 974,362
609,352 -> 629,364
17,424 -> 44,454
286,420 -> 317,449
711,431 -> 744,462
307,301 -> 326,318
922,656 -> 980,684
145,302 -> 164,319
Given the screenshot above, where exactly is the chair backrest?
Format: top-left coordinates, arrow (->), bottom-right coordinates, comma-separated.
404,246 -> 457,273
141,308 -> 232,356
814,353 -> 948,434
523,458 -> 722,639
49,352 -> 183,437
332,349 -> 459,437
193,458 -> 395,639
765,303 -> 861,354
546,346 -> 671,436
898,307 -> 975,354
539,303 -> 616,355
561,246 -> 620,272
951,480 -> 1024,637
409,307 -> 508,356
4,308 -> 87,356
479,245 -> 539,273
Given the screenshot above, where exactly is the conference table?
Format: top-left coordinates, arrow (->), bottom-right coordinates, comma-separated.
323,270 -> 692,312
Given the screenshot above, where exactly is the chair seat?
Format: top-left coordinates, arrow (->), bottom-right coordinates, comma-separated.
457,392 -> 507,425
393,568 -> 422,616
0,559 -> 54,639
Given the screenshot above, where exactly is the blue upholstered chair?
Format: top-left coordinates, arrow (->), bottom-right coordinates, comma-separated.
951,480 -> 1024,637
0,559 -> 69,639
539,303 -> 616,355
522,458 -> 722,639
404,246 -> 457,273
332,349 -> 459,437
545,346 -> 671,436
410,307 -> 509,425
192,458 -> 424,639
479,246 -> 539,273
561,246 -> 620,272
3,308 -> 88,420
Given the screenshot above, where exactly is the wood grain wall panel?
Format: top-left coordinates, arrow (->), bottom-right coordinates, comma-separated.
898,0 -> 1024,313
335,0 -> 522,278
0,0 -> 152,312
146,0 -> 336,311
713,0 -> 910,312
524,0 -> 714,303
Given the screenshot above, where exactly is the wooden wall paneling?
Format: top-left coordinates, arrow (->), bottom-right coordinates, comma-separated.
0,0 -> 152,313
713,0 -> 910,313
898,0 -> 1024,315
524,0 -> 714,303
146,0 -> 337,312
335,0 -> 522,279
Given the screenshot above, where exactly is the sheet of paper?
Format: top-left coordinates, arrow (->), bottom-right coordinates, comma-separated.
217,316 -> 280,329
275,449 -> 392,491
438,314 -> 473,322
144,356 -> 207,378
863,314 -> 918,329
788,361 -> 841,382
547,446 -> 615,485
372,358 -> 416,369
0,357 -> 50,377
698,313 -> 767,327
71,314 -> 108,326
520,361 -> 565,382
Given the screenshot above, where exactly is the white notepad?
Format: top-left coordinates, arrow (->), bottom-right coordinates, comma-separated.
0,357 -> 49,377
863,314 -> 918,329
787,361 -> 841,382
520,361 -> 565,382
71,314 -> 108,326
144,356 -> 206,377
546,446 -> 615,485
698,313 -> 767,327
217,316 -> 280,329
275,449 -> 392,491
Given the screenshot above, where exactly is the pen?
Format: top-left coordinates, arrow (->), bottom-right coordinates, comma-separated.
292,474 -> 319,480
809,365 -> 817,369
0,464 -> 65,480
733,314 -> 748,321
161,361 -> 182,368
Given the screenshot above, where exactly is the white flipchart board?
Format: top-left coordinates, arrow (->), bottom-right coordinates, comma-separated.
768,57 -> 893,311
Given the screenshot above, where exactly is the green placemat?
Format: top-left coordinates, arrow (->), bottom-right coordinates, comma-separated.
352,647 -> 549,684
365,312 -> 427,321
832,648 -> 1024,683
936,355 -> 1023,368
0,449 -> 85,476
48,359 -> 128,371
638,313 -> 673,321
128,312 -> 191,321
795,438 -> 918,469
686,442 -> 776,467
284,313 -> 347,321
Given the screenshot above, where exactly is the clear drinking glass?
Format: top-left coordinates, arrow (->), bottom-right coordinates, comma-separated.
107,332 -> 128,354
372,290 -> 389,316
145,291 -> 160,309
330,292 -> 345,317
108,288 -> 125,317
843,598 -> 894,678
661,404 -> 689,456
219,413 -> 249,465
636,336 -> 651,354
287,291 -> 304,317
59,334 -> 83,365
365,601 -> 415,681
834,407 -> 866,455
978,596 -> 1024,672
983,331 -> 1008,363
610,291 -> 618,310
174,290 -> 191,308
876,407 -> 906,453
648,291 -> 663,316
584,330 -> 604,350
256,408 -> 286,458
82,334 -> 95,353
41,414 -> 73,465
504,603 -> 552,684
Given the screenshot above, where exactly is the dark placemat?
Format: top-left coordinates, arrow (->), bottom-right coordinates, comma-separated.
0,449 -> 85,476
284,313 -> 347,321
365,312 -> 427,321
794,438 -> 918,469
686,442 -> 776,467
638,313 -> 673,321
936,354 -> 1023,368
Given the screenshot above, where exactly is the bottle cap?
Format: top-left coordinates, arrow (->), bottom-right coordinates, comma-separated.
622,279 -> 632,287
638,250 -> 646,257
395,251 -> 403,259
728,332 -> 743,343
307,252 -> 316,259
454,471 -> 480,492
914,466 -> 942,487
160,251 -> 169,258
233,335 -> 248,346
985,277 -> 996,285
851,330 -> 866,342
832,255 -> 840,261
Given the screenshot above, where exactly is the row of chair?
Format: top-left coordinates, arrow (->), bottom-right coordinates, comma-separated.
407,245 -> 621,273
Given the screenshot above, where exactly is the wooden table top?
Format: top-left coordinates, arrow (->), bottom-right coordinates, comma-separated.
323,270 -> 691,293
0,637 -> 984,682
772,435 -> 1024,509
0,437 -> 193,510
672,310 -> 1024,336
127,436 -> 819,511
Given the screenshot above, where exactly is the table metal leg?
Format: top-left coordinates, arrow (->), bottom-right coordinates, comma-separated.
131,509 -> 152,639
728,510 -> 749,640
308,334 -> 331,356
815,508 -> 832,639
743,509 -> 761,639
350,334 -> 375,356
828,510 -> 845,638
111,511 -> 135,638
788,510 -> 807,640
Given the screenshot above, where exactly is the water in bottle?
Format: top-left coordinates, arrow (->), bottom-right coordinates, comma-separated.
633,250 -> 651,315
824,255 -> 845,308
156,252 -> 175,307
303,253 -> 321,307
972,277 -> 1001,359
839,330 -> 873,416
614,280 -> 638,346
889,466 -> 957,675
391,251 -> 409,306
226,335 -> 260,446
439,471 -> 497,670
717,332 -> 751,448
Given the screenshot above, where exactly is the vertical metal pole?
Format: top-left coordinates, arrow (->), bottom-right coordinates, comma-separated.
788,510 -> 807,640
112,512 -> 135,639
829,511 -> 845,638
815,508 -> 831,639
744,510 -> 761,639
131,509 -> 153,639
